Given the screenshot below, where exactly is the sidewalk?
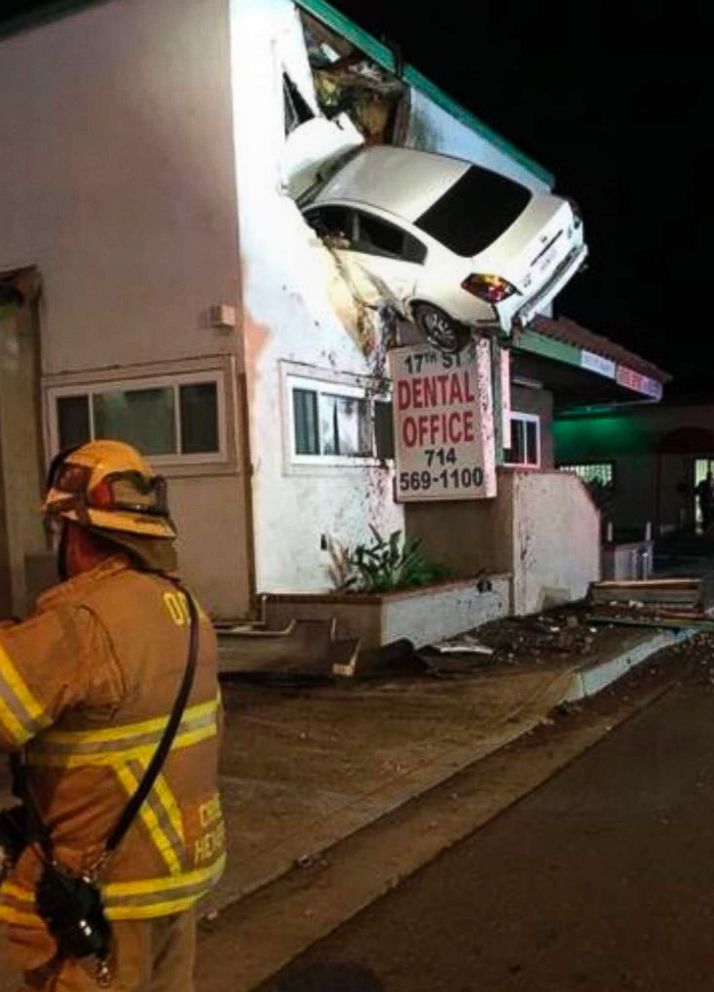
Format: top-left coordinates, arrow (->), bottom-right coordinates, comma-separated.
206,618 -> 693,918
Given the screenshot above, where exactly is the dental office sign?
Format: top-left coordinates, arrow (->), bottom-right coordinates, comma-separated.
389,340 -> 496,502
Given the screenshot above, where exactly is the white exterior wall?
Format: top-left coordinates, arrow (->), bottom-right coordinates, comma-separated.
405,90 -> 550,194
509,470 -> 600,614
0,0 -> 252,617
228,0 -> 403,594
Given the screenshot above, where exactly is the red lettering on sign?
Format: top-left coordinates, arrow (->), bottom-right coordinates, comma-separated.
448,412 -> 462,443
412,378 -> 423,408
403,417 -> 417,447
423,377 -> 437,407
397,381 -> 411,411
448,375 -> 463,405
401,410 -> 483,447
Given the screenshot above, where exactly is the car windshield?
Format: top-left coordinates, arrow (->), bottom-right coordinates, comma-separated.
414,165 -> 532,257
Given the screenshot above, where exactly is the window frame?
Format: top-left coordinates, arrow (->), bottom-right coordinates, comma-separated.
304,205 -> 427,264
303,205 -> 357,248
353,210 -> 427,264
558,460 -> 615,489
48,370 -> 228,467
286,373 -> 380,467
503,411 -> 541,469
281,363 -> 393,473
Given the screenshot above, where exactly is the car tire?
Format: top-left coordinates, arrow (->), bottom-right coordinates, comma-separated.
412,303 -> 471,354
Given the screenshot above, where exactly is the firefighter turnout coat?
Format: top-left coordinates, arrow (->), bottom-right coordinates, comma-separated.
0,556 -> 225,969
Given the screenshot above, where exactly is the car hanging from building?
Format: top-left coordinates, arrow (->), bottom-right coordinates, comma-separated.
298,143 -> 588,353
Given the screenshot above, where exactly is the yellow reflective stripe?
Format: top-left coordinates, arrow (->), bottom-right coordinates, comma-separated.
0,882 -> 34,903
0,644 -> 48,725
0,906 -> 43,926
107,895 -> 198,920
115,764 -> 182,877
28,723 -> 217,769
0,695 -> 28,745
0,642 -> 50,744
152,773 -> 185,845
39,697 -> 218,747
104,853 -> 226,898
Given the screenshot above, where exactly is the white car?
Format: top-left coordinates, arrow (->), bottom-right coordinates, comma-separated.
300,145 -> 588,353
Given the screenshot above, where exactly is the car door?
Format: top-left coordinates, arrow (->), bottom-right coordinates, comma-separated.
304,205 -> 425,309
347,210 -> 424,308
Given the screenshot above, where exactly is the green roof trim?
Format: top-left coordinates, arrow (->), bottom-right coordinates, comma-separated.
516,329 -> 581,368
297,0 -> 554,185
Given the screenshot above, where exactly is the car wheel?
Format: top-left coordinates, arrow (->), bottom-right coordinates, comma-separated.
412,303 -> 471,354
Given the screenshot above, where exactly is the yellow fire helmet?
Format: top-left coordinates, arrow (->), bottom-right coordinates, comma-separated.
43,440 -> 177,540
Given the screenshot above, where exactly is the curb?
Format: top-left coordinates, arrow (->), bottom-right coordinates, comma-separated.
563,627 -> 696,702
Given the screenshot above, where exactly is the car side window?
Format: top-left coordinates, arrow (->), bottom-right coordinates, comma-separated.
304,206 -> 354,248
354,211 -> 427,264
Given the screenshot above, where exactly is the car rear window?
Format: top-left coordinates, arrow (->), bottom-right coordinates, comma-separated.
415,166 -> 532,257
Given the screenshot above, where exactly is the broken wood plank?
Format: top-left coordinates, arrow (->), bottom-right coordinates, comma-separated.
587,614 -> 714,632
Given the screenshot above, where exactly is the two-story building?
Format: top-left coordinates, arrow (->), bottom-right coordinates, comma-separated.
0,0 -> 667,624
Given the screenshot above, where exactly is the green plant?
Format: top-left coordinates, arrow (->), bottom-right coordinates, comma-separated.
335,527 -> 448,593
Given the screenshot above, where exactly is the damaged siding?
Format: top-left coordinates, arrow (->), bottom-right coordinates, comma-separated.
405,90 -> 550,194
229,0 -> 402,594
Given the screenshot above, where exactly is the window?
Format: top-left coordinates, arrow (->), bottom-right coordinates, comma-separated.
51,373 -> 224,463
287,374 -> 388,464
283,73 -> 314,135
304,207 -> 427,263
304,206 -> 355,247
354,212 -> 427,263
415,165 -> 532,257
559,462 -> 614,488
503,412 -> 540,468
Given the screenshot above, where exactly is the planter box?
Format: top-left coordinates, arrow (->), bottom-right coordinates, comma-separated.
263,574 -> 511,652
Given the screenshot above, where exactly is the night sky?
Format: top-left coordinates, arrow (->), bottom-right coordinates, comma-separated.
332,0 -> 712,392
2,1 -> 711,390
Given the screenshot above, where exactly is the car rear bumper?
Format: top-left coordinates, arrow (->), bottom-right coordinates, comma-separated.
510,242 -> 589,331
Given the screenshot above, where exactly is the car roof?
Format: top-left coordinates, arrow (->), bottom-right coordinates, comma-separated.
308,146 -> 470,223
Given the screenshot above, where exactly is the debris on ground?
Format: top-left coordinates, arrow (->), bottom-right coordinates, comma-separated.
431,636 -> 494,656
588,577 -> 714,631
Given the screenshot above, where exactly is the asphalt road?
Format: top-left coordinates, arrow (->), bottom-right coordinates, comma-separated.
257,668 -> 714,992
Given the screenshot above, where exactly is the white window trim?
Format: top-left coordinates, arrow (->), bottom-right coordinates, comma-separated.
285,372 -> 380,467
559,462 -> 614,487
48,370 -> 228,466
503,411 -> 541,469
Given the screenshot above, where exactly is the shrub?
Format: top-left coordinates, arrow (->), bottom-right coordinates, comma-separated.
332,527 -> 448,593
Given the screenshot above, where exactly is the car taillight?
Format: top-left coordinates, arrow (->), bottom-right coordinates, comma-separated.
461,273 -> 518,304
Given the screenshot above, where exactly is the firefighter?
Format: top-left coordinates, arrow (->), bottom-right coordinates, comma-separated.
0,440 -> 225,990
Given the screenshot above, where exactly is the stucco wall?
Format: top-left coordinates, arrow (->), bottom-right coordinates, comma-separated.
0,0 -> 252,617
406,468 -> 599,615
405,90 -> 550,194
405,497 -> 512,581
228,0 -> 403,594
508,470 -> 600,614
